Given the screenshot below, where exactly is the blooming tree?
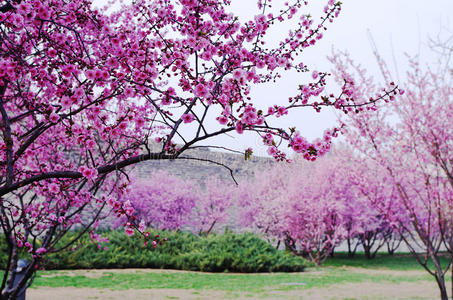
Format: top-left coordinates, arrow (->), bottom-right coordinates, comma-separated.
190,176 -> 235,234
285,154 -> 352,265
330,42 -> 453,300
117,172 -> 234,234
346,159 -> 403,258
0,0 -> 401,297
240,146 -> 405,264
238,162 -> 291,243
239,150 -> 352,265
115,171 -> 197,232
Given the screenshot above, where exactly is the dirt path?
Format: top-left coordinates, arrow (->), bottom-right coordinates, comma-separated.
28,268 -> 443,300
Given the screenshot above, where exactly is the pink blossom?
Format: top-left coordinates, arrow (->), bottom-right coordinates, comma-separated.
125,227 -> 134,236
276,106 -> 288,117
139,220 -> 146,232
79,166 -> 98,180
181,113 -> 195,123
194,84 -> 209,98
232,69 -> 243,80
312,71 -> 319,80
123,200 -> 135,216
267,106 -> 276,115
217,115 -> 228,125
235,121 -> 244,134
267,146 -> 277,156
36,247 -> 47,255
49,112 -> 59,123
48,183 -> 60,193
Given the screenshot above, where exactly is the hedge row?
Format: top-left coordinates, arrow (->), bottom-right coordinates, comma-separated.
1,230 -> 310,273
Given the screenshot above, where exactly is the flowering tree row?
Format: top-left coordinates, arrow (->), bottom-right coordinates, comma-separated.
238,147 -> 404,266
115,171 -> 234,236
330,38 -> 453,300
115,154 -> 401,267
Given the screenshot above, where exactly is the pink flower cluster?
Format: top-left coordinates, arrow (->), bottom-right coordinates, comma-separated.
78,166 -> 98,180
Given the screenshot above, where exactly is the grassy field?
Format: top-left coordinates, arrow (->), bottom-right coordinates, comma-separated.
18,253 -> 448,299
31,266 -> 432,291
324,252 -> 450,270
29,252 -> 447,289
0,253 -> 447,299
31,254 -> 426,287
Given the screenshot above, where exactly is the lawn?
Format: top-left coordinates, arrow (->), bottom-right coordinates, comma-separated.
324,252 -> 451,270
31,266 -> 431,292
21,253 -> 448,299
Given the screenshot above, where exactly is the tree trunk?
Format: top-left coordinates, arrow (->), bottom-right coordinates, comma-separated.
205,219 -> 217,235
434,274 -> 448,300
363,245 -> 372,259
347,238 -> 354,258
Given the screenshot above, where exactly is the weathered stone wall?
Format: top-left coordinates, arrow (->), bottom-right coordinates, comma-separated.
132,147 -> 273,183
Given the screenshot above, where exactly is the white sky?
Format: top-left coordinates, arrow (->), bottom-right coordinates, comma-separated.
226,0 -> 453,157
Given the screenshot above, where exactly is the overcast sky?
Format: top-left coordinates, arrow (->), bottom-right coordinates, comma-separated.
226,0 -> 453,156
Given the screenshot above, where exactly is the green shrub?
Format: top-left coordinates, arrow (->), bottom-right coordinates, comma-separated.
0,230 -> 309,272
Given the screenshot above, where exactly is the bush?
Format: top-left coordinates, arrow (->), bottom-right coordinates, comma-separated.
0,230 -> 309,272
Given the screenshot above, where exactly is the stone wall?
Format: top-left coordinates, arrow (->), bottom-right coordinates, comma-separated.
132,147 -> 274,183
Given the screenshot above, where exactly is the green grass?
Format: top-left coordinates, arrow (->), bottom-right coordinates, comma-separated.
25,252 -> 443,295
0,252 -> 443,293
0,253 -> 443,300
324,252 -> 451,271
28,267 -> 433,292
1,249 -> 449,300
